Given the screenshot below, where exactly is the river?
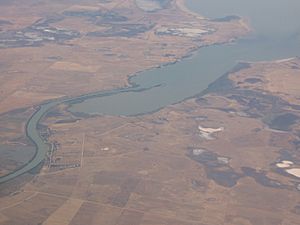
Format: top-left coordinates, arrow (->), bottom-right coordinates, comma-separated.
0,0 -> 299,183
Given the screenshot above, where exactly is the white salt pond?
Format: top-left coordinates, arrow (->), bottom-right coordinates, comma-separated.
198,126 -> 224,140
192,148 -> 206,156
276,160 -> 294,168
286,168 -> 300,178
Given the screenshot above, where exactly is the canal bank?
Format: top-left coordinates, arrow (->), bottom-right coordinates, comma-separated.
1,0 -> 299,184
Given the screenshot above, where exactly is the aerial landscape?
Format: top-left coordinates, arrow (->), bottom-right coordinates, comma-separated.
0,0 -> 299,225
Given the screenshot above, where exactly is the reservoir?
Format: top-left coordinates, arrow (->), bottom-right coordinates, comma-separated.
1,0 -> 300,183
69,0 -> 300,116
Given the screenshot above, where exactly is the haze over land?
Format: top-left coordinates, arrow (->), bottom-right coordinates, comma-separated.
0,0 -> 300,225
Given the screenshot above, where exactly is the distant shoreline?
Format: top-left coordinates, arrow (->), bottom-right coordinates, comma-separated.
175,0 -> 205,19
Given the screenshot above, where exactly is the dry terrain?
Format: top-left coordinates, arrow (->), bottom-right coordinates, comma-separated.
1,56 -> 300,224
3,1 -> 298,225
0,0 -> 248,114
0,0 -> 249,177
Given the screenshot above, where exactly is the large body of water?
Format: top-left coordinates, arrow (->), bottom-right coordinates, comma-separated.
69,0 -> 300,116
1,0 -> 299,183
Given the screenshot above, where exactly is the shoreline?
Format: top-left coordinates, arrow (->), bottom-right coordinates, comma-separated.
175,0 -> 205,20
0,0 -> 291,184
